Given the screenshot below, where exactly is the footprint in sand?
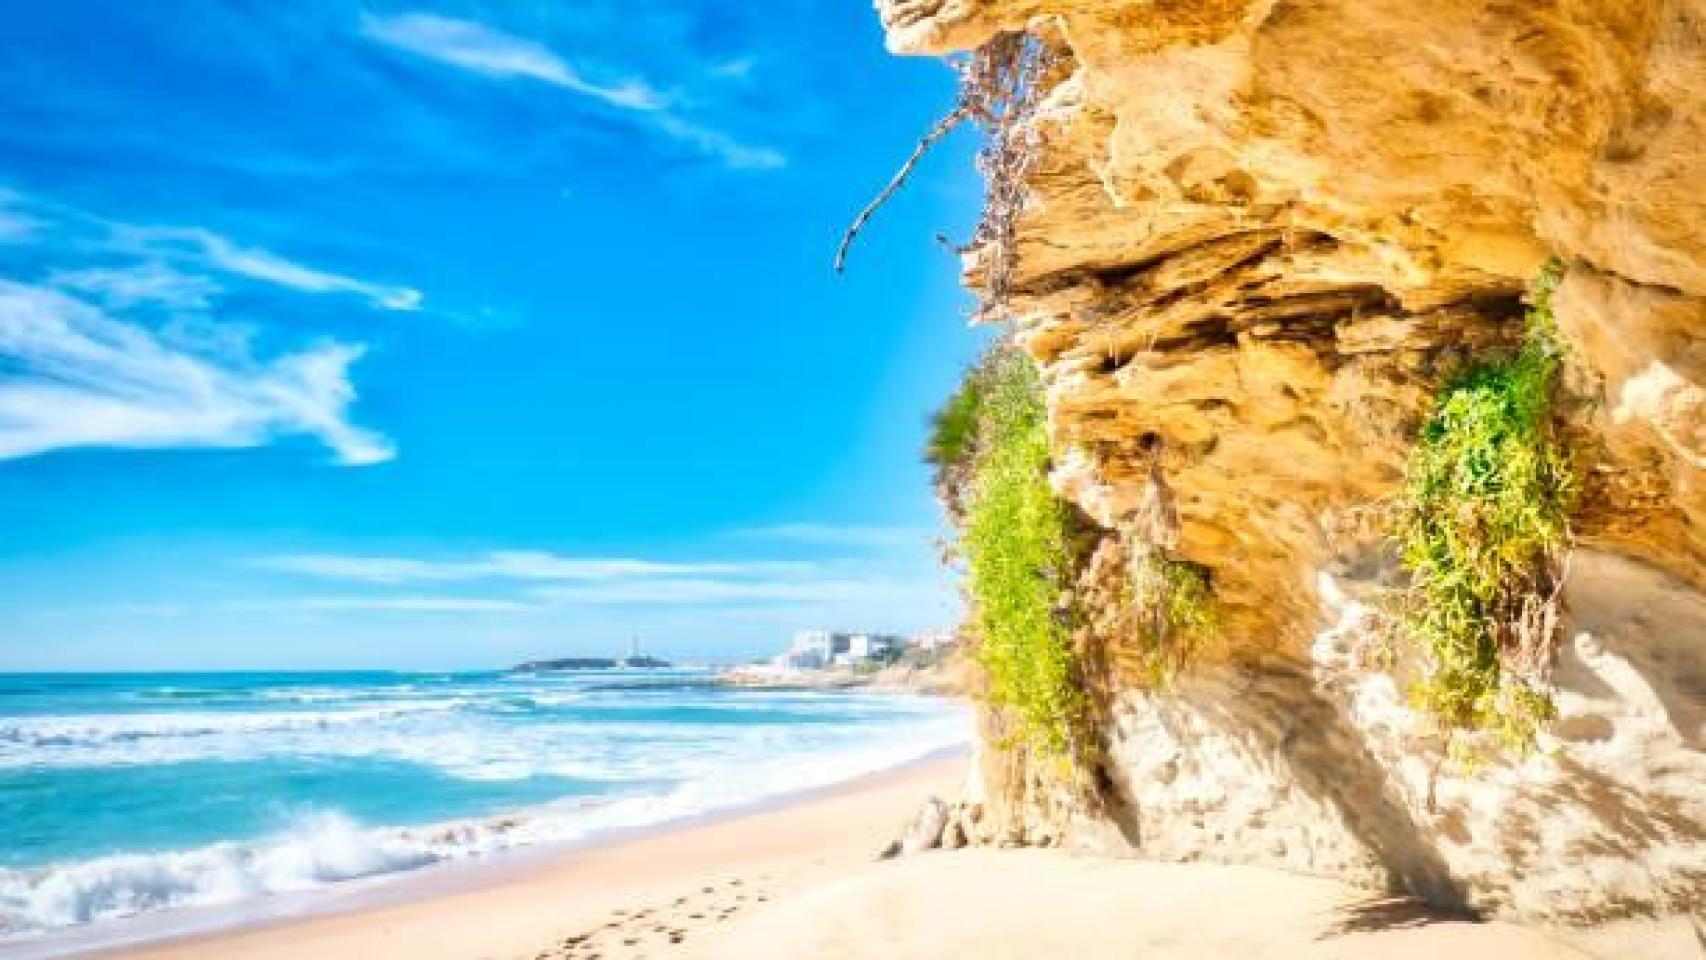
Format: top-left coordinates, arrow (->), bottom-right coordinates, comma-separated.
528,876 -> 784,958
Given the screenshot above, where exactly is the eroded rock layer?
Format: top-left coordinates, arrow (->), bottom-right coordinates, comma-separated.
884,0 -> 1703,646
876,0 -> 1705,944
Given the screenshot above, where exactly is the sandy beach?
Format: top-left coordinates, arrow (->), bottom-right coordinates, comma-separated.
66,756 -> 963,960
41,753 -> 1607,960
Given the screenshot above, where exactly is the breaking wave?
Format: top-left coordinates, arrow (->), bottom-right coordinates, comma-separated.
0,672 -> 969,942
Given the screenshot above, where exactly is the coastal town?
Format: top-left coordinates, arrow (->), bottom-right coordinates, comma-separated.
710,628 -> 964,693
507,629 -> 965,694
765,628 -> 957,671
512,629 -> 960,677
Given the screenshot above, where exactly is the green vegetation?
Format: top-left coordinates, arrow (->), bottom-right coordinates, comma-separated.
958,352 -> 1090,761
1127,550 -> 1218,685
925,363 -> 987,477
1394,260 -> 1572,750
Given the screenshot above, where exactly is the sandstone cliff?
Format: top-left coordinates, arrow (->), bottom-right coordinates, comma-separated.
874,0 -> 1704,953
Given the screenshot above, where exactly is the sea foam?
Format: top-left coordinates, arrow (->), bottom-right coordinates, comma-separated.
0,813 -> 434,934
0,673 -> 969,942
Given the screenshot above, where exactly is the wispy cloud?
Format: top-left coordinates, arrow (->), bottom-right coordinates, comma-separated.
247,546 -> 955,625
266,580 -> 917,613
360,12 -> 784,171
359,12 -> 663,111
49,262 -> 221,312
124,226 -> 423,312
0,189 -> 410,464
40,595 -> 533,619
3,188 -> 425,313
650,115 -> 785,171
296,595 -> 536,614
251,550 -> 812,584
734,522 -> 938,549
529,576 -> 911,607
0,280 -> 393,465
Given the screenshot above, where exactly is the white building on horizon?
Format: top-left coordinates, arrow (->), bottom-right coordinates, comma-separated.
771,630 -> 841,670
848,633 -> 900,661
771,629 -> 905,670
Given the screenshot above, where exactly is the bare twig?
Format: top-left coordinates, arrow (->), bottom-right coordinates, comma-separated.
834,105 -> 972,273
834,30 -> 1061,314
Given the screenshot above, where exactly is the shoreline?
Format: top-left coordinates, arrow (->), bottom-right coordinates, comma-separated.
715,657 -> 968,696
5,744 -> 1618,960
5,749 -> 968,960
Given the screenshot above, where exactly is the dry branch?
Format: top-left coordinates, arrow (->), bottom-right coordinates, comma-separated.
833,31 -> 1061,306
834,106 -> 972,273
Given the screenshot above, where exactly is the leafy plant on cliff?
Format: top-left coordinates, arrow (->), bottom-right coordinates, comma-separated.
925,354 -> 995,520
1126,549 -> 1218,685
1394,259 -> 1573,751
961,352 -> 1090,762
926,370 -> 985,473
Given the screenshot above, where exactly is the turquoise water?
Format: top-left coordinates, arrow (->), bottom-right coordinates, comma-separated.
0,671 -> 967,942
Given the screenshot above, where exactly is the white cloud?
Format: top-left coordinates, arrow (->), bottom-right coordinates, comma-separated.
734,522 -> 938,549
127,227 -> 423,312
360,12 -> 783,171
0,280 -> 393,465
651,114 -> 786,171
252,550 -> 813,584
297,595 -> 535,614
245,546 -> 956,630
360,12 -> 663,111
478,551 -> 811,580
1,187 -> 424,313
529,576 -> 907,606
49,262 -> 221,312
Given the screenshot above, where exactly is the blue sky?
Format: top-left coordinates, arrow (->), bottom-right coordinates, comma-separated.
0,0 -> 985,670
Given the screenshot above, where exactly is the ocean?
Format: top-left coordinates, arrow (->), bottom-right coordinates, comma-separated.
0,670 -> 969,948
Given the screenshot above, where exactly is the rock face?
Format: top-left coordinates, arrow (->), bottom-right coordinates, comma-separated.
873,0 -> 1705,945
883,796 -> 951,858
883,0 -> 1703,648
1087,553 -> 1705,919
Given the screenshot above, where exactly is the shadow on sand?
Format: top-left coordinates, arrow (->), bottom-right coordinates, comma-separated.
1320,894 -> 1478,939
